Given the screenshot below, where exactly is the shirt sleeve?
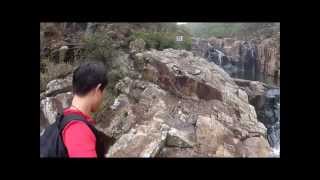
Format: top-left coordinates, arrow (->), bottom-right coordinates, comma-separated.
62,121 -> 97,158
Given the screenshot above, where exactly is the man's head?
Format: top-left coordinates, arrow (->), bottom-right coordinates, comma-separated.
72,61 -> 107,112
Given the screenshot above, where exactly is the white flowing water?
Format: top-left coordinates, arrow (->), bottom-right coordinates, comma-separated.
271,145 -> 280,157
215,49 -> 225,66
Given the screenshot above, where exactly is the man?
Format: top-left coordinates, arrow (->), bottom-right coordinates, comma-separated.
62,61 -> 107,158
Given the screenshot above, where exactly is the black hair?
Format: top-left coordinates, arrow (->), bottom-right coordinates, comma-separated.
72,61 -> 107,96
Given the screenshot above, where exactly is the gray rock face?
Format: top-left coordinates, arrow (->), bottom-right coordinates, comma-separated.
40,92 -> 73,127
191,37 -> 280,86
106,120 -> 169,157
40,75 -> 73,132
40,46 -> 274,157
102,49 -> 271,157
41,75 -> 72,98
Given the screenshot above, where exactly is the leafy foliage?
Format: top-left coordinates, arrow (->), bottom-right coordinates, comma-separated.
131,31 -> 191,50
80,32 -> 117,63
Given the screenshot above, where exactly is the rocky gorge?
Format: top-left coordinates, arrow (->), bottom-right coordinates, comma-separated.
191,36 -> 280,86
40,23 -> 280,157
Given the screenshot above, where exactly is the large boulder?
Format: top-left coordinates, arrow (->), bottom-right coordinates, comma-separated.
140,49 -> 266,137
40,92 -> 73,128
40,74 -> 73,132
41,74 -> 72,99
96,79 -> 169,141
106,120 -> 170,157
103,48 -> 270,157
40,47 -> 273,157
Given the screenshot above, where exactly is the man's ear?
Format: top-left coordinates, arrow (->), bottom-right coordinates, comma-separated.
95,83 -> 102,93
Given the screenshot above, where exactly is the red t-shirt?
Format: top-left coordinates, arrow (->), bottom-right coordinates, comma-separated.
62,108 -> 97,158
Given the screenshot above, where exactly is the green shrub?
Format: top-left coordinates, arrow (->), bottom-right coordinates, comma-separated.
130,31 -> 191,51
81,32 -> 130,92
81,32 -> 117,64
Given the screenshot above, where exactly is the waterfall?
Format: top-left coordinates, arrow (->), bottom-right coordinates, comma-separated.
215,49 -> 225,66
206,42 -> 225,66
248,41 -> 255,58
85,23 -> 97,38
265,88 -> 280,155
271,145 -> 280,157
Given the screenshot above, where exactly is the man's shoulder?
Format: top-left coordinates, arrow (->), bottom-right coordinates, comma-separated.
62,120 -> 96,139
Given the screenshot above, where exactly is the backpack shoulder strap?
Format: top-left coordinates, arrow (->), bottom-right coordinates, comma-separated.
58,113 -> 88,131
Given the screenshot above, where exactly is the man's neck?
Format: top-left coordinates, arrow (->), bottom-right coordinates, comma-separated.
71,95 -> 92,116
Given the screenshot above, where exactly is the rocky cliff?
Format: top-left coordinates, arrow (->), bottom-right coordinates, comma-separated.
40,44 -> 275,157
191,36 -> 280,86
233,78 -> 280,153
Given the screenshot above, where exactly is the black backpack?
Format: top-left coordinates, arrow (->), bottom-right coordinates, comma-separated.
40,113 -> 106,158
